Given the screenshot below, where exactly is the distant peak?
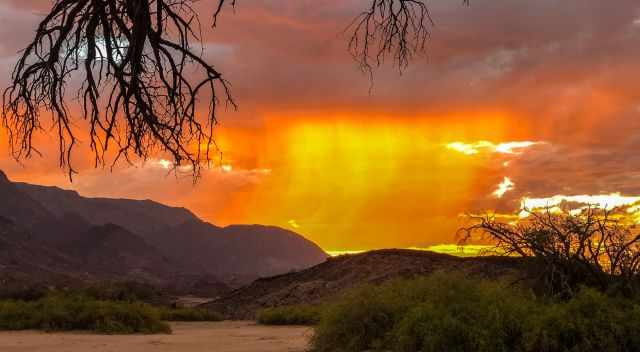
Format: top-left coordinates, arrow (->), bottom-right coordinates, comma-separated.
0,170 -> 10,184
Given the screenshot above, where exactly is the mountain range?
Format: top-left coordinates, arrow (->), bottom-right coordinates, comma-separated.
0,170 -> 327,295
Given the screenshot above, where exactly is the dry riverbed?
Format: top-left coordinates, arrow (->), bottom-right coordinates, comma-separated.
0,321 -> 312,352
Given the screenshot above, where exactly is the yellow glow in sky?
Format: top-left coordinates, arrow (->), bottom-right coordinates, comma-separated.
326,244 -> 493,257
519,193 -> 640,218
446,140 -> 543,155
493,177 -> 515,198
217,114 -> 521,250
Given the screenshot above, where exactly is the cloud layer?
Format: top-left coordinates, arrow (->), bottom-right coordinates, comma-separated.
1,0 -> 640,250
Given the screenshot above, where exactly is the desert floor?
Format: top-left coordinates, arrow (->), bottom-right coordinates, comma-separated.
0,321 -> 312,352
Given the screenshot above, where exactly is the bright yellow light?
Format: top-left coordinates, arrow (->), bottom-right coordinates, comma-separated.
157,159 -> 172,169
418,244 -> 494,257
492,177 -> 515,198
518,193 -> 640,218
225,114 -> 517,250
446,142 -> 483,155
288,219 -> 300,229
326,249 -> 367,256
446,140 -> 544,155
326,244 -> 494,257
494,141 -> 541,154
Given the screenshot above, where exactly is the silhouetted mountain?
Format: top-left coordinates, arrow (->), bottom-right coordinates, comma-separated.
16,182 -> 197,235
0,170 -> 327,291
0,216 -> 79,284
0,171 -> 55,233
0,174 -> 229,294
61,223 -> 180,284
0,216 -> 229,297
152,220 -> 328,282
205,249 -> 531,319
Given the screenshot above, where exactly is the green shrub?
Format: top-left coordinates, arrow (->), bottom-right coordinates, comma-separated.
0,300 -> 39,330
524,289 -> 640,352
310,272 -> 640,352
79,281 -> 168,304
311,287 -> 403,350
0,284 -> 49,301
159,307 -> 223,322
257,305 -> 322,326
391,279 -> 533,352
0,294 -> 171,334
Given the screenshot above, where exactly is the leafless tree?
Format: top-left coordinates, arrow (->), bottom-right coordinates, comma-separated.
348,0 -> 468,74
2,0 -> 464,179
459,207 -> 640,297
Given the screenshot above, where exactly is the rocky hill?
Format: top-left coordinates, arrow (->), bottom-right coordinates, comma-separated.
204,249 -> 530,319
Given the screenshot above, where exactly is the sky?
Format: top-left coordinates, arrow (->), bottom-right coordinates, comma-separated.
2,0 -> 640,252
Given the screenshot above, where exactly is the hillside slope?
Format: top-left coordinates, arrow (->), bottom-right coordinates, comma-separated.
205,249 -> 530,319
154,221 -> 328,283
0,217 -> 79,283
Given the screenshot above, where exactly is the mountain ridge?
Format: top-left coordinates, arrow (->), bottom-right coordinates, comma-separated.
0,170 -> 328,293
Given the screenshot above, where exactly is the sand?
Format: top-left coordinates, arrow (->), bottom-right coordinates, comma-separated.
0,321 -> 313,352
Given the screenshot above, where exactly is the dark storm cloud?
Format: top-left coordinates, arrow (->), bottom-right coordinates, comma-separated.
2,0 -> 640,116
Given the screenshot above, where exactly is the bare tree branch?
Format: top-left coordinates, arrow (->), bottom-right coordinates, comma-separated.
2,0 -> 235,180
347,0 -> 469,75
460,207 -> 640,297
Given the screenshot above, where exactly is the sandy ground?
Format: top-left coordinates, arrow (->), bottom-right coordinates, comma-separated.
0,321 -> 312,352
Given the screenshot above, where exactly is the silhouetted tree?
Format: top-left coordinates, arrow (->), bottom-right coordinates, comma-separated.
2,0 -> 467,179
460,207 -> 640,297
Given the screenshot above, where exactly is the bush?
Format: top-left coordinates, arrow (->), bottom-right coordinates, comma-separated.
0,281 -> 169,304
461,209 -> 640,297
310,272 -> 640,352
0,294 -> 171,334
159,307 -> 223,322
524,289 -> 640,351
257,305 -> 322,326
80,281 -> 166,303
0,283 -> 49,301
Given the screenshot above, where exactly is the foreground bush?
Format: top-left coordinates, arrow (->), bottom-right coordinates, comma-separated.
0,294 -> 171,334
160,307 -> 223,322
257,305 -> 322,326
311,272 -> 640,352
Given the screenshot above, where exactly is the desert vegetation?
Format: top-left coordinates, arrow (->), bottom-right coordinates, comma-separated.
461,207 -> 640,297
257,305 -> 321,326
257,210 -> 640,351
0,294 -> 171,334
159,307 -> 223,322
0,283 -> 222,334
307,273 -> 640,352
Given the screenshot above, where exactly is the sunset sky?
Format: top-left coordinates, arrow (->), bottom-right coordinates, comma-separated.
2,0 -> 640,252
